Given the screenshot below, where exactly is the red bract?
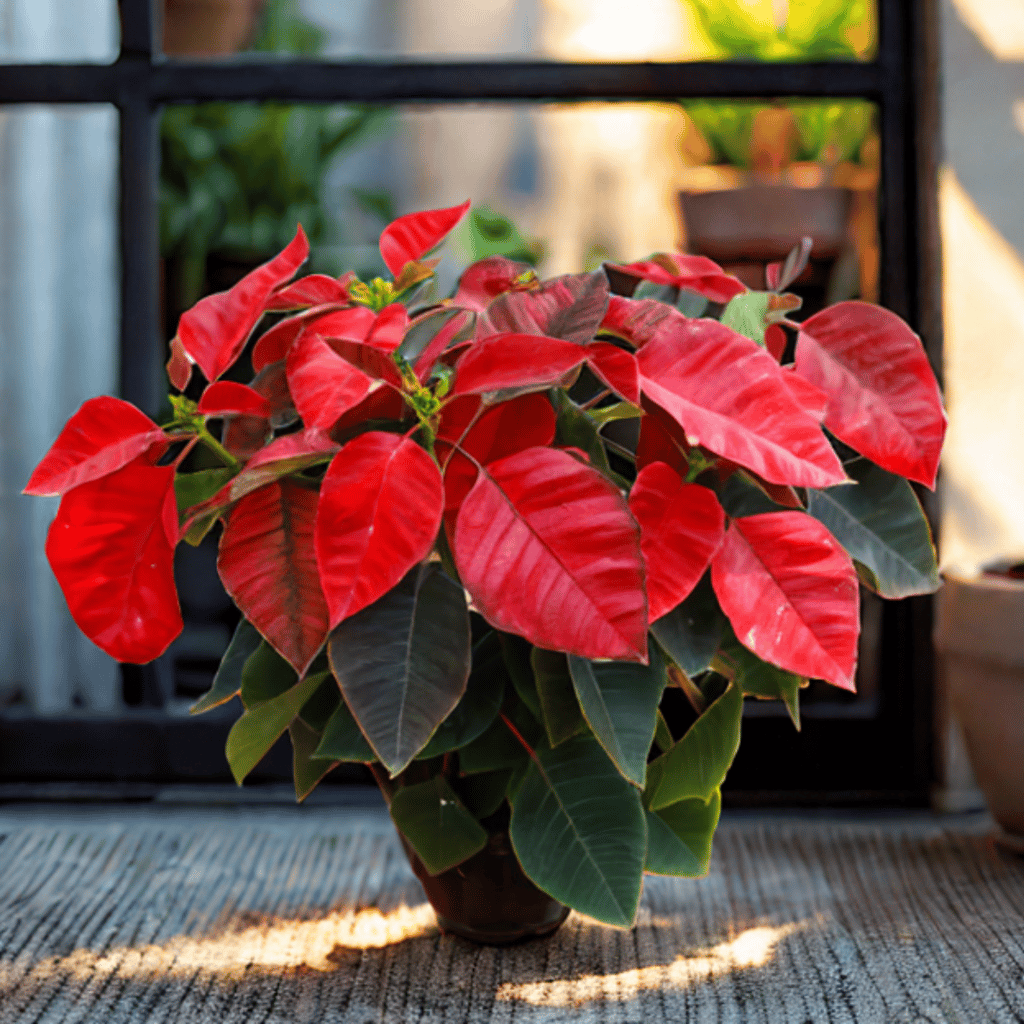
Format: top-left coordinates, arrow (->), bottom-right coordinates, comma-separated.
379,200 -> 470,277
451,447 -> 648,662
795,301 -> 947,488
45,457 -> 182,663
600,295 -> 677,349
265,272 -> 354,311
24,397 -> 166,497
325,338 -> 405,390
218,479 -> 328,676
175,226 -> 309,384
252,305 -> 374,372
366,304 -> 410,352
197,381 -> 273,418
286,333 -> 373,430
451,333 -> 587,396
315,432 -> 443,627
636,312 -> 846,487
711,513 -> 860,690
586,342 -> 640,404
607,254 -> 745,303
628,464 -> 725,622
478,270 -> 609,345
453,256 -> 535,312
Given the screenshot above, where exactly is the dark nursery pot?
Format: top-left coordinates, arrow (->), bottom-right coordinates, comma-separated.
399,829 -> 570,945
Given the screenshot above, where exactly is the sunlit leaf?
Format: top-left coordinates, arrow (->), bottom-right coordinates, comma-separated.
379,200 -> 470,277
644,790 -> 721,877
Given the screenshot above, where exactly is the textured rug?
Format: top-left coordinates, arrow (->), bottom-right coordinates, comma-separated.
0,799 -> 1021,1023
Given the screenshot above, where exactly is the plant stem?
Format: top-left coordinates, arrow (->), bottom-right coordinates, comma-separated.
198,428 -> 241,471
580,388 -> 612,411
368,763 -> 395,808
601,436 -> 637,464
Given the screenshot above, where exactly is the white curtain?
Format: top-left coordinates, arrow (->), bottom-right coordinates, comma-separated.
0,0 -> 121,712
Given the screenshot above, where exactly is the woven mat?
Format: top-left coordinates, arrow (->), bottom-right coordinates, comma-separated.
0,801 -> 1021,1023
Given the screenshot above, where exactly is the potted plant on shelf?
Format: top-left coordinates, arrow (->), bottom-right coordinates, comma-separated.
25,200 -> 945,943
677,0 -> 879,302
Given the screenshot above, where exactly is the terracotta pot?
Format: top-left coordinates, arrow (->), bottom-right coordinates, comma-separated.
935,570 -> 1024,835
161,0 -> 264,57
399,827 -> 570,945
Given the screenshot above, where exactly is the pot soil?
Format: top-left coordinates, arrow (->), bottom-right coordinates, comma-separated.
935,566 -> 1024,836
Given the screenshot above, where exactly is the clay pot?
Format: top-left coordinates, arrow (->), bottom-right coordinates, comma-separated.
399,827 -> 570,945
935,569 -> 1024,835
161,0 -> 265,57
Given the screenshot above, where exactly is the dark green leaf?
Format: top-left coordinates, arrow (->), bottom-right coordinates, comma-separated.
633,280 -> 677,304
718,627 -> 802,729
645,682 -> 742,811
191,618 -> 262,714
550,390 -> 619,482
650,574 -> 726,677
644,790 -> 721,877
567,642 -> 666,787
289,715 -> 337,802
807,457 -> 940,599
298,672 -> 341,731
395,307 -> 473,365
389,776 -> 487,875
498,632 -> 542,723
721,291 -> 771,346
654,710 -> 674,754
509,735 -> 647,928
718,472 -> 791,518
174,467 -> 235,513
457,769 -> 512,820
314,700 -> 376,762
532,648 -> 585,747
416,630 -> 506,758
241,640 -> 298,708
676,289 -> 709,318
328,563 -> 471,776
457,706 -> 534,775
226,671 -> 327,785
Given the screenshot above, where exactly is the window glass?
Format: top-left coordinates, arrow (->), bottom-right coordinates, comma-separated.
0,0 -> 119,64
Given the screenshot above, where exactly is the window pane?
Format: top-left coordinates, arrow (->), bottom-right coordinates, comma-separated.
160,0 -> 876,63
0,0 -> 119,64
0,105 -> 120,714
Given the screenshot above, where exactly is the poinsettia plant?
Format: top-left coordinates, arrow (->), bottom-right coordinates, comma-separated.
26,200 -> 945,929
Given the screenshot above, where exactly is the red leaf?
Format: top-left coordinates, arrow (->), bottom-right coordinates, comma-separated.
252,305 -> 374,372
636,311 -> 846,487
226,429 -> 339,503
197,381 -> 273,418
629,464 -> 725,621
222,417 -> 271,460
764,323 -> 787,361
711,513 -> 860,690
413,309 -> 473,381
636,414 -> 689,475
218,479 -> 329,676
366,304 -> 410,353
166,335 -> 193,391
249,360 -> 296,428
437,393 -> 556,513
600,295 -> 678,349
329,386 -> 408,440
451,447 -> 648,662
25,397 -> 166,496
325,337 -> 405,390
453,256 -> 535,312
379,200 -> 470,277
265,272 -> 354,311
176,226 -> 309,382
315,432 -> 443,626
780,365 -> 828,422
451,332 -> 586,396
587,342 -> 640,404
46,458 -> 182,663
286,332 -> 373,430
478,270 -> 609,346
607,254 -> 745,303
795,301 -> 946,488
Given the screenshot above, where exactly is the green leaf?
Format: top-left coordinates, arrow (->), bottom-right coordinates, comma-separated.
721,291 -> 771,346
190,618 -> 262,714
644,790 -> 721,877
567,642 -> 666,787
457,705 -> 535,775
498,632 -> 543,724
509,735 -> 647,927
456,769 -> 512,820
395,307 -> 473,365
654,710 -> 674,754
328,563 -> 471,776
297,671 -> 340,731
416,630 -> 506,758
174,467 -> 235,513
645,682 -> 742,811
633,280 -> 677,304
289,715 -> 337,802
650,574 -> 726,677
717,472 -> 790,518
717,627 -> 802,729
531,648 -> 585,747
314,700 -> 376,762
550,390 -> 615,478
807,456 -> 940,599
241,640 -> 299,708
676,289 -> 709,318
389,776 -> 487,875
588,402 -> 643,426
225,671 -> 327,785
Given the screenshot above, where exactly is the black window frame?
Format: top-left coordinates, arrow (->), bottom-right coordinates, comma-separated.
0,0 -> 943,803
